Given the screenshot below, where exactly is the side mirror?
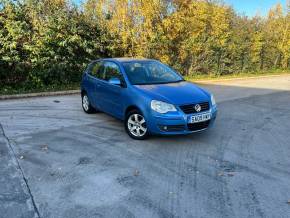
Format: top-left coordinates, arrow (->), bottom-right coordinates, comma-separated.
108,77 -> 121,86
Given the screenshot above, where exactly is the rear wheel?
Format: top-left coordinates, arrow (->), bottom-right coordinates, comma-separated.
125,110 -> 149,140
82,93 -> 96,114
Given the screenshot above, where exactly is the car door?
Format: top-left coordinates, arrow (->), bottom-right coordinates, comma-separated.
86,61 -> 105,109
98,61 -> 125,119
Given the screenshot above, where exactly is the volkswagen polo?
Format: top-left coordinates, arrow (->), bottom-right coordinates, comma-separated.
81,58 -> 217,140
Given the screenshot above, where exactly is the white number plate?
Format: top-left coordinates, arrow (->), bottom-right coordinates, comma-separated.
189,113 -> 211,123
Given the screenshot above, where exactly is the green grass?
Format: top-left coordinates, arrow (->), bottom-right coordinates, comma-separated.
0,83 -> 80,96
185,69 -> 290,81
1,70 -> 289,96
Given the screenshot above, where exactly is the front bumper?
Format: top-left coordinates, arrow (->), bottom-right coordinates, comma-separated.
146,106 -> 217,135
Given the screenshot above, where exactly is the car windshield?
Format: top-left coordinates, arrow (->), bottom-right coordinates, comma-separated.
123,61 -> 184,85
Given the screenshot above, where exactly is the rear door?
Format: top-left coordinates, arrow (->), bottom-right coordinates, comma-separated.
87,61 -> 105,109
98,61 -> 125,118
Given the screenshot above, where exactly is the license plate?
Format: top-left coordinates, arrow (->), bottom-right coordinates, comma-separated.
189,113 -> 211,123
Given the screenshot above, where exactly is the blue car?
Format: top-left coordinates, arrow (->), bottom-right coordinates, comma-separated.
81,58 -> 217,140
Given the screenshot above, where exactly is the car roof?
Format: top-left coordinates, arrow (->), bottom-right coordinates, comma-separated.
100,57 -> 156,63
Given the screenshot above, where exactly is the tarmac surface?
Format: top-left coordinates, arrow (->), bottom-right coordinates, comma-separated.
1,75 -> 290,218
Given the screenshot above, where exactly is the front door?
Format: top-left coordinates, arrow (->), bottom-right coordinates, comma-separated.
99,61 -> 125,118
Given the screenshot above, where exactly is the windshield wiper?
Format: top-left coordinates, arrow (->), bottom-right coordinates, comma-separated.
133,80 -> 184,85
155,79 -> 184,84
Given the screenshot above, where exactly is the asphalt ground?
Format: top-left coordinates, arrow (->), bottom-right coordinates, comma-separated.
1,75 -> 290,218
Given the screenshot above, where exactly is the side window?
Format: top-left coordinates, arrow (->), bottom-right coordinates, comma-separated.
104,62 -> 123,81
89,61 -> 105,79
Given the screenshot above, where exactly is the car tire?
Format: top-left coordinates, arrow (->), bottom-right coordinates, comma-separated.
81,92 -> 96,114
125,110 -> 149,140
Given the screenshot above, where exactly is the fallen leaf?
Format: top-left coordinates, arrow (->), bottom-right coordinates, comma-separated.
218,172 -> 224,176
227,172 -> 235,177
133,170 -> 140,176
19,155 -> 24,159
53,100 -> 60,103
41,144 -> 48,151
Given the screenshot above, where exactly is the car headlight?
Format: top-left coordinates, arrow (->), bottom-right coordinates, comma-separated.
151,100 -> 177,114
211,94 -> 216,106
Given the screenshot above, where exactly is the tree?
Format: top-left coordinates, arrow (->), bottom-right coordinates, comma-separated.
265,3 -> 289,68
1,0 -> 289,92
0,0 -> 32,86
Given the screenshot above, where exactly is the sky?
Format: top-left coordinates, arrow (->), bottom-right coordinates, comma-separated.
74,0 -> 287,17
224,0 -> 287,17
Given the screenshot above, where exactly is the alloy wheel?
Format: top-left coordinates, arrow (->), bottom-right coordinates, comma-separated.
127,113 -> 147,137
82,95 -> 89,112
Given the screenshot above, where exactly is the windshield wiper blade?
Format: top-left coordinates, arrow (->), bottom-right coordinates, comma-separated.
159,80 -> 184,84
133,79 -> 184,85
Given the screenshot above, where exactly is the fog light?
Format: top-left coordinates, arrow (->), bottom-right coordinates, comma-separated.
158,125 -> 185,132
158,125 -> 168,131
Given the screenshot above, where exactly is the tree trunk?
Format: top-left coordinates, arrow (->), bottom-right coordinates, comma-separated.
274,53 -> 281,68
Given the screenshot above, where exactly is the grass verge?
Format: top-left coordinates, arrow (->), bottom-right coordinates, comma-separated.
0,83 -> 80,96
185,70 -> 290,81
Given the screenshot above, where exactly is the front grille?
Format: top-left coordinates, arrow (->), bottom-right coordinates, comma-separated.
159,124 -> 185,132
179,102 -> 210,114
187,120 -> 210,131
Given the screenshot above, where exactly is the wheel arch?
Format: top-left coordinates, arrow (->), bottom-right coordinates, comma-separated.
81,89 -> 87,97
125,105 -> 141,118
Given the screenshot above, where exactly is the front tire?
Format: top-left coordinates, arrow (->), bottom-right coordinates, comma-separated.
125,110 -> 149,140
82,93 -> 96,114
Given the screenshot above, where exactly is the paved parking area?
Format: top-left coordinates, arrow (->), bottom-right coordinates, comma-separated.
1,75 -> 290,218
